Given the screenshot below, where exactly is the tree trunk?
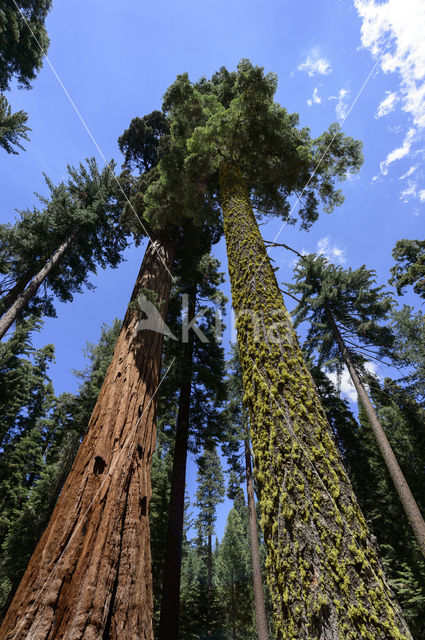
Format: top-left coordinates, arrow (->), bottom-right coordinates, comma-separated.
0,271 -> 35,317
0,230 -> 79,340
325,305 -> 425,559
0,236 -> 175,640
245,438 -> 269,640
158,286 -> 196,640
219,159 -> 412,640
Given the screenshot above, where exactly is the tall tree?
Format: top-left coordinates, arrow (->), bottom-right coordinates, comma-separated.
0,159 -> 128,338
0,105 -> 218,638
289,254 -> 425,559
0,236 -> 175,640
194,446 -> 225,637
152,61 -> 411,638
390,239 -> 425,299
216,497 -> 257,640
158,240 -> 226,640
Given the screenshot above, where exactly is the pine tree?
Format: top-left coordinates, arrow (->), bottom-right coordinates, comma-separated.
152,61 -> 410,638
390,239 -> 425,299
194,446 -> 225,637
216,502 -> 256,640
289,254 -> 425,559
0,159 -> 128,338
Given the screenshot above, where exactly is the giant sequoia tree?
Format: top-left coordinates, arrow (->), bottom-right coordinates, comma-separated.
143,61 -> 411,638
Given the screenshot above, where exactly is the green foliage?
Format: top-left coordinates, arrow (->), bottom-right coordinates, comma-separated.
215,504 -> 256,640
195,446 -> 225,543
0,94 -> 30,154
392,306 -> 425,402
390,239 -> 425,299
145,60 -> 362,231
289,254 -> 395,375
118,110 -> 170,174
0,0 -> 52,92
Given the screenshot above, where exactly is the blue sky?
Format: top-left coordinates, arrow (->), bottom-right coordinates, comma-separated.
1,0 -> 424,538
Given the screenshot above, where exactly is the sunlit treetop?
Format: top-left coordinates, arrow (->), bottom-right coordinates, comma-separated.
140,60 -> 363,231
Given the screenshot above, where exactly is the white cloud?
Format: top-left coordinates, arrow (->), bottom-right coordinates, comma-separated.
399,166 -> 416,179
333,89 -> 350,120
379,127 -> 416,174
327,362 -> 377,403
354,0 -> 425,174
419,190 -> 425,202
307,87 -> 322,106
298,48 -> 332,77
317,237 -> 347,264
376,90 -> 399,117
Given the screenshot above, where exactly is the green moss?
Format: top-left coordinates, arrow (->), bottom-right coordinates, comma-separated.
219,160 -> 412,640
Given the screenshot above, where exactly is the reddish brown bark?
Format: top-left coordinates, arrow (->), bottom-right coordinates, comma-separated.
0,236 -> 175,640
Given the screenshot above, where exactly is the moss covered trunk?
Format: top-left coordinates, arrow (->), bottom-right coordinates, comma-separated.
219,160 -> 411,640
0,236 -> 175,640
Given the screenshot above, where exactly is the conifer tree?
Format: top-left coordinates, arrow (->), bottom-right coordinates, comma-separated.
0,159 -> 128,338
392,305 -> 425,402
0,107 -> 215,639
158,240 -> 226,640
289,254 -> 425,559
216,501 -> 256,640
194,446 -> 225,636
150,61 -> 411,638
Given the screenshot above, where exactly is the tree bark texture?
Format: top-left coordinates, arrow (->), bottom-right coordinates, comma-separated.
326,306 -> 425,559
0,236 -> 175,640
158,286 -> 196,640
245,439 -> 269,640
0,230 -> 79,340
219,160 -> 411,640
